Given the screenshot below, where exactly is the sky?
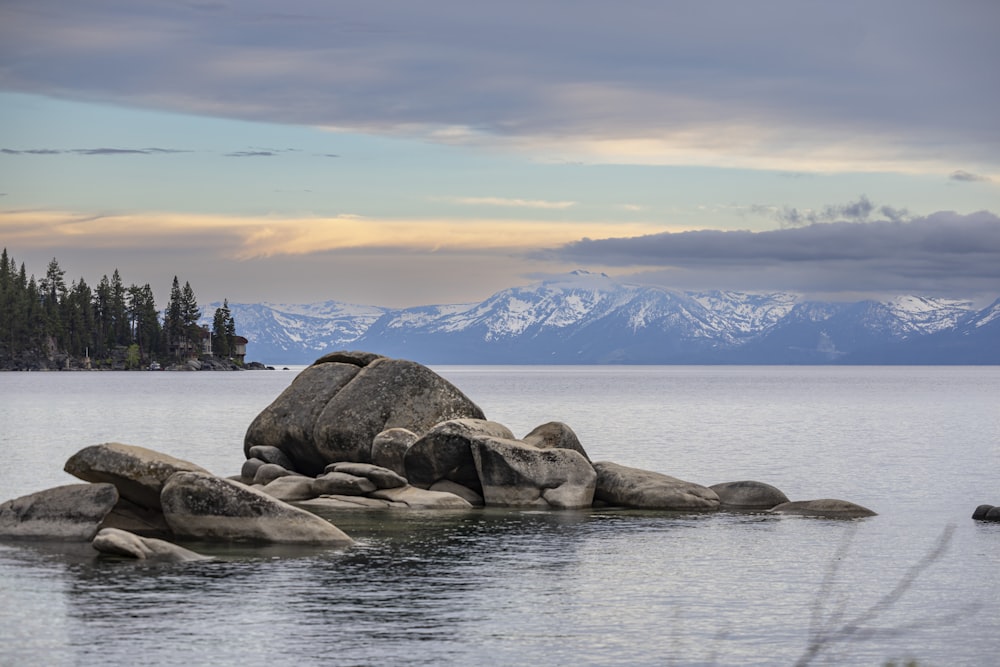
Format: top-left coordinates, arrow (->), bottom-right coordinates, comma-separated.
2,0 -> 999,309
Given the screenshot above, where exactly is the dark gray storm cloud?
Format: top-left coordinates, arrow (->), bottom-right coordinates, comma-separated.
1,1 -> 997,169
539,210 -> 1000,300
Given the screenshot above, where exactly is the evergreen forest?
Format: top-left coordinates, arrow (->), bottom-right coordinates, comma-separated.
0,249 -> 241,370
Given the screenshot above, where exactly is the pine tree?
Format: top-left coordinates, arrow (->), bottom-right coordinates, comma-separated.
164,276 -> 184,358
211,300 -> 232,357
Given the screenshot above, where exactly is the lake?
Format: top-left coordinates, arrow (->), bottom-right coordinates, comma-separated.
1,366 -> 998,666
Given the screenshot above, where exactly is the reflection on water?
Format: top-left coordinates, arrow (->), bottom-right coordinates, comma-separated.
2,367 -> 1000,665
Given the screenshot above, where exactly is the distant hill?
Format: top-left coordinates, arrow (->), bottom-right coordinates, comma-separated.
201,270 -> 1000,365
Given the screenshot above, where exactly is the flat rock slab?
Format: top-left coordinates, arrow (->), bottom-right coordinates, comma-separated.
299,496 -> 397,510
0,483 -> 119,541
770,499 -> 877,518
92,527 -> 209,562
64,442 -> 208,510
326,462 -> 408,489
594,461 -> 720,511
370,485 -> 474,509
161,471 -> 354,545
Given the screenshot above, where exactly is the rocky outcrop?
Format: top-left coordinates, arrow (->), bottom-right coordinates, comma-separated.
64,442 -> 208,510
594,462 -> 720,511
709,480 -> 790,510
770,499 -> 877,518
972,504 -> 1000,522
404,419 -> 514,493
92,527 -> 209,562
161,471 -> 354,545
470,437 -> 596,509
0,483 -> 119,540
245,353 -> 486,475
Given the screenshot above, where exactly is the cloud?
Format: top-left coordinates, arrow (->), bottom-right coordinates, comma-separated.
1,147 -> 188,155
447,197 -> 576,210
757,196 -> 912,228
950,170 -> 992,183
538,210 -> 1000,300
224,151 -> 275,157
1,1 -> 997,175
0,208 -> 664,260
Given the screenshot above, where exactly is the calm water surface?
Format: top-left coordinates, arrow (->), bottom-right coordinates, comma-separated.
1,366 -> 998,666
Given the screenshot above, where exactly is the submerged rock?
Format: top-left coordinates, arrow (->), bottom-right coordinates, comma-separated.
770,499 -> 877,519
709,480 -> 790,510
972,504 -> 1000,522
0,483 -> 119,541
161,471 -> 354,545
92,527 -> 209,562
593,461 -> 720,511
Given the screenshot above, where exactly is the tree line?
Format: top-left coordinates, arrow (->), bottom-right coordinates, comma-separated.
0,249 -> 240,368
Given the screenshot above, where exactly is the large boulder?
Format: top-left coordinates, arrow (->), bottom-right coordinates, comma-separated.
92,528 -> 209,562
709,480 -> 790,510
593,462 -> 720,511
243,361 -> 363,474
64,442 -> 208,510
522,422 -> 591,462
404,419 -> 514,493
161,471 -> 353,545
770,499 -> 877,519
0,483 -> 119,541
245,354 -> 486,475
470,437 -> 597,509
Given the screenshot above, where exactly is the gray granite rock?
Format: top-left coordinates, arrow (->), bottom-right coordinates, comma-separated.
0,483 -> 119,541
593,461 -> 720,511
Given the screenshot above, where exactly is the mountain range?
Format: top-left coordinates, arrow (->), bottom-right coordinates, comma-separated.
201,271 -> 1000,365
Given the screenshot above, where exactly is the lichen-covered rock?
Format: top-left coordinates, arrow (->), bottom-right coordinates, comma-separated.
371,428 -> 418,477
64,442 -> 208,510
404,419 -> 514,493
245,354 -> 485,475
470,437 -> 597,509
770,499 -> 877,519
593,461 -> 720,511
161,471 -> 353,545
325,462 -> 408,489
709,480 -> 790,510
0,483 -> 119,541
312,358 -> 486,470
522,422 -> 591,462
92,527 -> 209,562
244,362 -> 362,474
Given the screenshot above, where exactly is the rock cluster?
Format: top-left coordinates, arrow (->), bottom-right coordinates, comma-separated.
0,350 -> 881,562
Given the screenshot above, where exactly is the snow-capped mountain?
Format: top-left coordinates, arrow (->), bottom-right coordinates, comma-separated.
201,271 -> 999,365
